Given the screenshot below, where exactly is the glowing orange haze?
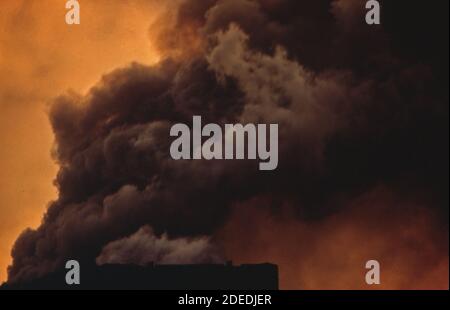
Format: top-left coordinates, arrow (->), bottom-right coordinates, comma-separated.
217,187 -> 449,290
0,0 -> 162,283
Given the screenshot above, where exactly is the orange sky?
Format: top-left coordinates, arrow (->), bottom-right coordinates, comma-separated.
0,0 -> 162,283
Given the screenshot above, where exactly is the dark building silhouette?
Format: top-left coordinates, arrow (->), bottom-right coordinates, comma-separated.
1,262 -> 279,290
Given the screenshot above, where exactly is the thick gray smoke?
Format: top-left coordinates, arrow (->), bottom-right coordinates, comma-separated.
7,0 -> 448,284
96,225 -> 224,266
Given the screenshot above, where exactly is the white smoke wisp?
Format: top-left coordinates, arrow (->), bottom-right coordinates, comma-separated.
96,226 -> 225,266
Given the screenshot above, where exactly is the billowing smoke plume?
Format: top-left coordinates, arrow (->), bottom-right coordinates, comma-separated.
8,0 -> 448,288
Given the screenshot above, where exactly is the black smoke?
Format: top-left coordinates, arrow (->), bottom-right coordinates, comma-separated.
7,0 -> 448,284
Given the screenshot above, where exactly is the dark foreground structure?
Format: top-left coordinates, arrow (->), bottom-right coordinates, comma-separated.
1,262 -> 278,290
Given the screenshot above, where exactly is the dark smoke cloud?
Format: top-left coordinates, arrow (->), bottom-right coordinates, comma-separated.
8,0 -> 448,286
